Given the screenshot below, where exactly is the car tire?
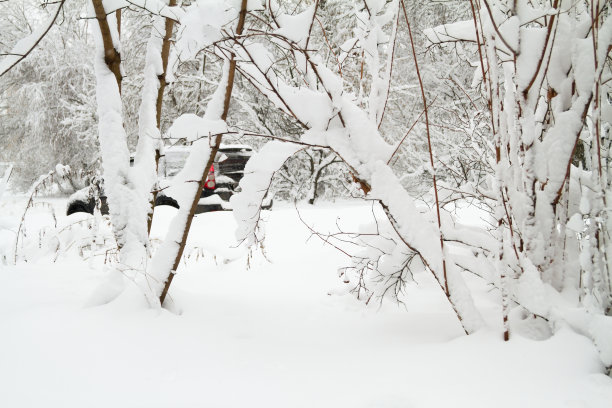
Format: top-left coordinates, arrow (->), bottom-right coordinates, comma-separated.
155,195 -> 180,209
67,198 -> 95,215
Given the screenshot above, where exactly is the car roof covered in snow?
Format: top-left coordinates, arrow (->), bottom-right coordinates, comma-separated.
162,144 -> 253,154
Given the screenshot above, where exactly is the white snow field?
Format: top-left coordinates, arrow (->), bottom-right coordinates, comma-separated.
1,200 -> 611,408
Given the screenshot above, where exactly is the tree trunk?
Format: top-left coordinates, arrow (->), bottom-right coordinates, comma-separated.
91,0 -> 148,269
92,0 -> 122,92
148,0 -> 177,235
158,0 -> 248,305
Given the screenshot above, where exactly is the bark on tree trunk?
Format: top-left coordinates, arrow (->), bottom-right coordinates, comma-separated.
92,0 -> 122,92
148,0 -> 177,235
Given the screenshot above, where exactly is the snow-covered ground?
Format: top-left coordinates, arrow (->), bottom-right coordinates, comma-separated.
1,199 -> 611,407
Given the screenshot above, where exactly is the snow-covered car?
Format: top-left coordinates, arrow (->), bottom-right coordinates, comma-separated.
66,144 -> 271,215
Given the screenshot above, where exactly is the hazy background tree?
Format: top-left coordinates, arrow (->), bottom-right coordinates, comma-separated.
0,0 -> 98,190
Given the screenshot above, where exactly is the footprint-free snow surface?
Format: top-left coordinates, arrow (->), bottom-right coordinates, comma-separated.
1,201 -> 611,407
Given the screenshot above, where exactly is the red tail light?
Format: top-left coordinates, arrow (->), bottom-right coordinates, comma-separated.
204,164 -> 216,189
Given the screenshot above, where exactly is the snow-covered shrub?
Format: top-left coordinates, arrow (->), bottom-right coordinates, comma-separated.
336,217 -> 422,305
8,164 -> 109,263
424,0 -> 612,361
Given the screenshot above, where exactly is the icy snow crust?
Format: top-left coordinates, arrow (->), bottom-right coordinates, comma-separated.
1,202 -> 611,408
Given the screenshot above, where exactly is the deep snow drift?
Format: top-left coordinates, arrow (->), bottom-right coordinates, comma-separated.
1,200 -> 611,407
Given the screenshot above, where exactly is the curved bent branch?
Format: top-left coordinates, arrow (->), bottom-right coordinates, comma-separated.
0,0 -> 67,77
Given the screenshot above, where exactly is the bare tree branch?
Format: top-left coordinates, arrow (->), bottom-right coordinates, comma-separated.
0,0 -> 66,77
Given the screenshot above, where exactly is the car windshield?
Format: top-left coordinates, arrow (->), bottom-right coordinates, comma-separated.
159,145 -> 253,178
161,150 -> 189,178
